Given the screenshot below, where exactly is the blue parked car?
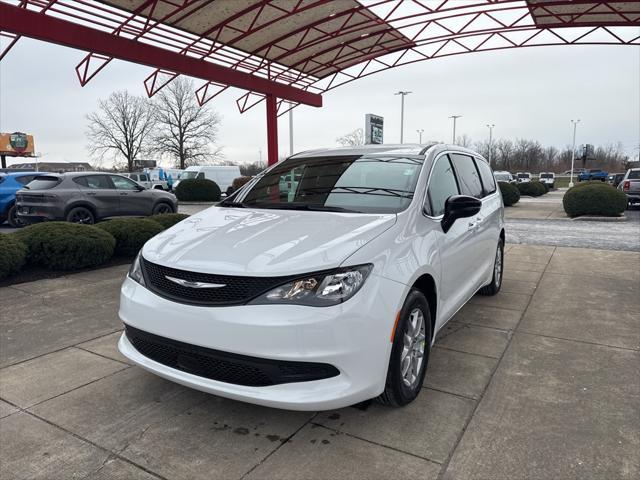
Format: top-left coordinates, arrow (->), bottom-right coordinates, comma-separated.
0,171 -> 39,227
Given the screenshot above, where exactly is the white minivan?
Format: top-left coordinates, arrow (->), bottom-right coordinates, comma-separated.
119,144 -> 505,410
174,166 -> 241,193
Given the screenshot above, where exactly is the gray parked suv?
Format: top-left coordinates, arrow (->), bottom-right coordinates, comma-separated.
16,172 -> 178,225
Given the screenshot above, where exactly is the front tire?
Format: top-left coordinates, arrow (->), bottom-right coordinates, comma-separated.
378,289 -> 432,407
152,202 -> 174,215
66,206 -> 95,224
479,239 -> 504,296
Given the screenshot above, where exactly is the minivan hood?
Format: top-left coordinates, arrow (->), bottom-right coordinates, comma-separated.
142,206 -> 396,276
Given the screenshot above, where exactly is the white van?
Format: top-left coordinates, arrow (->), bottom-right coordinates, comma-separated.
174,166 -> 241,193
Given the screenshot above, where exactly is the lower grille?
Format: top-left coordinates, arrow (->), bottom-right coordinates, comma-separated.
125,325 -> 340,387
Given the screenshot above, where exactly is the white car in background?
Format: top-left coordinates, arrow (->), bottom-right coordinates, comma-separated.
493,171 -> 514,183
538,172 -> 555,188
516,172 -> 532,183
118,144 -> 505,411
173,165 -> 241,194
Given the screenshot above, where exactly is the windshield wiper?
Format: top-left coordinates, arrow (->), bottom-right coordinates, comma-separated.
218,201 -> 246,208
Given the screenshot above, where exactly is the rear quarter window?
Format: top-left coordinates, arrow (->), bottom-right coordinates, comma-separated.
25,177 -> 61,190
450,153 -> 483,198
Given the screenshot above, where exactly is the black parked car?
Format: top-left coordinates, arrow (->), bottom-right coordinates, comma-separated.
16,172 -> 178,225
607,173 -> 625,187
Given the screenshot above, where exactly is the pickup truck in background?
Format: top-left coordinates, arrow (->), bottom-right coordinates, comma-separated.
577,169 -> 608,182
618,168 -> 640,208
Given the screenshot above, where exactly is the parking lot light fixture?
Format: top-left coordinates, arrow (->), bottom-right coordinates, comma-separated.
569,119 -> 580,188
417,129 -> 424,143
449,115 -> 462,144
486,124 -> 495,166
395,91 -> 411,143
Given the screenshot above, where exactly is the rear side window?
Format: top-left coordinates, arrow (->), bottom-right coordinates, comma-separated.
628,170 -> 640,180
196,172 -> 205,180
450,154 -> 483,198
426,156 -> 460,216
475,159 -> 496,195
74,175 -> 112,189
15,175 -> 36,185
25,176 -> 61,190
140,174 -> 149,181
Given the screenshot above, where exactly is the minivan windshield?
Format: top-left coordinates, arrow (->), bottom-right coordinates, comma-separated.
540,173 -> 553,178
227,155 -> 423,214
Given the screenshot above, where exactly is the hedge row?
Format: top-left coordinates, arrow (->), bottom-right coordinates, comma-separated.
0,213 -> 189,279
175,178 -> 221,202
517,181 -> 547,197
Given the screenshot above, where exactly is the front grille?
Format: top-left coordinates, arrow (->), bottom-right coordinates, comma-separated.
142,258 -> 297,306
125,325 -> 340,387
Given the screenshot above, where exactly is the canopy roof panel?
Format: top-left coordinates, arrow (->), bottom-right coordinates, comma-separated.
527,1 -> 640,27
99,0 -> 415,79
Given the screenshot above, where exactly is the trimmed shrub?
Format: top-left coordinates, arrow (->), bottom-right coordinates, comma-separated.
573,180 -> 605,189
16,222 -> 115,270
175,178 -> 221,202
538,181 -> 550,193
0,234 -> 27,278
531,181 -> 547,195
517,182 -> 543,197
498,181 -> 520,206
563,183 -> 627,217
149,213 -> 190,230
96,218 -> 163,256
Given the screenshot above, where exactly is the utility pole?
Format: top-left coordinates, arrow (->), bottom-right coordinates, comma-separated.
449,115 -> 462,144
395,91 -> 411,143
416,129 -> 424,144
569,119 -> 580,188
486,124 -> 495,166
289,108 -> 294,157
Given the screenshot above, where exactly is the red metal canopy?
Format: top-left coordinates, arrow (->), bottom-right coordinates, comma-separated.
1,0 -> 638,165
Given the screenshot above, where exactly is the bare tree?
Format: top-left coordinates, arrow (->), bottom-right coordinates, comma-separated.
153,77 -> 223,169
456,134 -> 472,148
86,91 -> 156,172
336,128 -> 364,147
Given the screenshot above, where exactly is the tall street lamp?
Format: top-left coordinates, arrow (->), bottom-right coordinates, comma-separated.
449,115 -> 462,144
417,129 -> 424,143
395,91 -> 411,143
569,119 -> 580,188
486,124 -> 495,166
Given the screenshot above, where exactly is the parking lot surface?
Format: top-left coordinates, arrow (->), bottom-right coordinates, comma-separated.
1,244 -> 638,479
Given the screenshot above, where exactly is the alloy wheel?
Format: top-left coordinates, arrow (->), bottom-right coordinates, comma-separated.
400,308 -> 426,388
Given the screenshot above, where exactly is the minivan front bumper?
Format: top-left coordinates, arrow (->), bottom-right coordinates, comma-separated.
118,272 -> 406,410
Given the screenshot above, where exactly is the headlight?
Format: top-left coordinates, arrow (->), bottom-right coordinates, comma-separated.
129,252 -> 146,286
250,264 -> 372,306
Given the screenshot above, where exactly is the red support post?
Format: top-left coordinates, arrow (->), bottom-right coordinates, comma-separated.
266,94 -> 278,166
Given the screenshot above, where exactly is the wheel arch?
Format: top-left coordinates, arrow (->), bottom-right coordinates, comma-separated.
410,274 -> 437,340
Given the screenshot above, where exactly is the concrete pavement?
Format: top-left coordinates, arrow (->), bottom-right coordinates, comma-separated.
1,244 -> 638,479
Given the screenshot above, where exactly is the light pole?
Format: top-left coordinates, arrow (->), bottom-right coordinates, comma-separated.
449,115 -> 462,144
395,91 -> 411,143
569,119 -> 580,188
417,129 -> 424,144
486,124 -> 495,166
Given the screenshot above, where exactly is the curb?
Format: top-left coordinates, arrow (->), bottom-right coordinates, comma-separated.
571,215 -> 627,222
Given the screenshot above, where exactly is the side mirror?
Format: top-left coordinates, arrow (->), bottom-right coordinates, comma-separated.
442,195 -> 482,233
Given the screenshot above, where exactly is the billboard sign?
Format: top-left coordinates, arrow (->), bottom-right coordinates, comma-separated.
0,132 -> 36,156
365,114 -> 383,144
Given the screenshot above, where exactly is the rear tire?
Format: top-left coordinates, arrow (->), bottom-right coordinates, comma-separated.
378,289 -> 432,407
66,206 -> 95,225
479,239 -> 504,296
152,202 -> 174,215
7,205 -> 26,228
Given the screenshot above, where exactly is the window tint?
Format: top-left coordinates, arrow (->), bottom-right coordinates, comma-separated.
74,175 -> 112,189
25,176 -> 61,190
475,158 -> 496,195
426,156 -> 459,216
140,174 -> 149,181
450,153 -> 483,198
196,172 -> 205,180
628,170 -> 640,180
15,175 -> 36,185
110,175 -> 139,190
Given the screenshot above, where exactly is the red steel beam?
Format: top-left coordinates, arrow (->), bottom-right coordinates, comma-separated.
0,2 -> 322,108
266,94 -> 278,166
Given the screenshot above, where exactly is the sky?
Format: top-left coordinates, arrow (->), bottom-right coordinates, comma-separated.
1,36 -> 639,167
